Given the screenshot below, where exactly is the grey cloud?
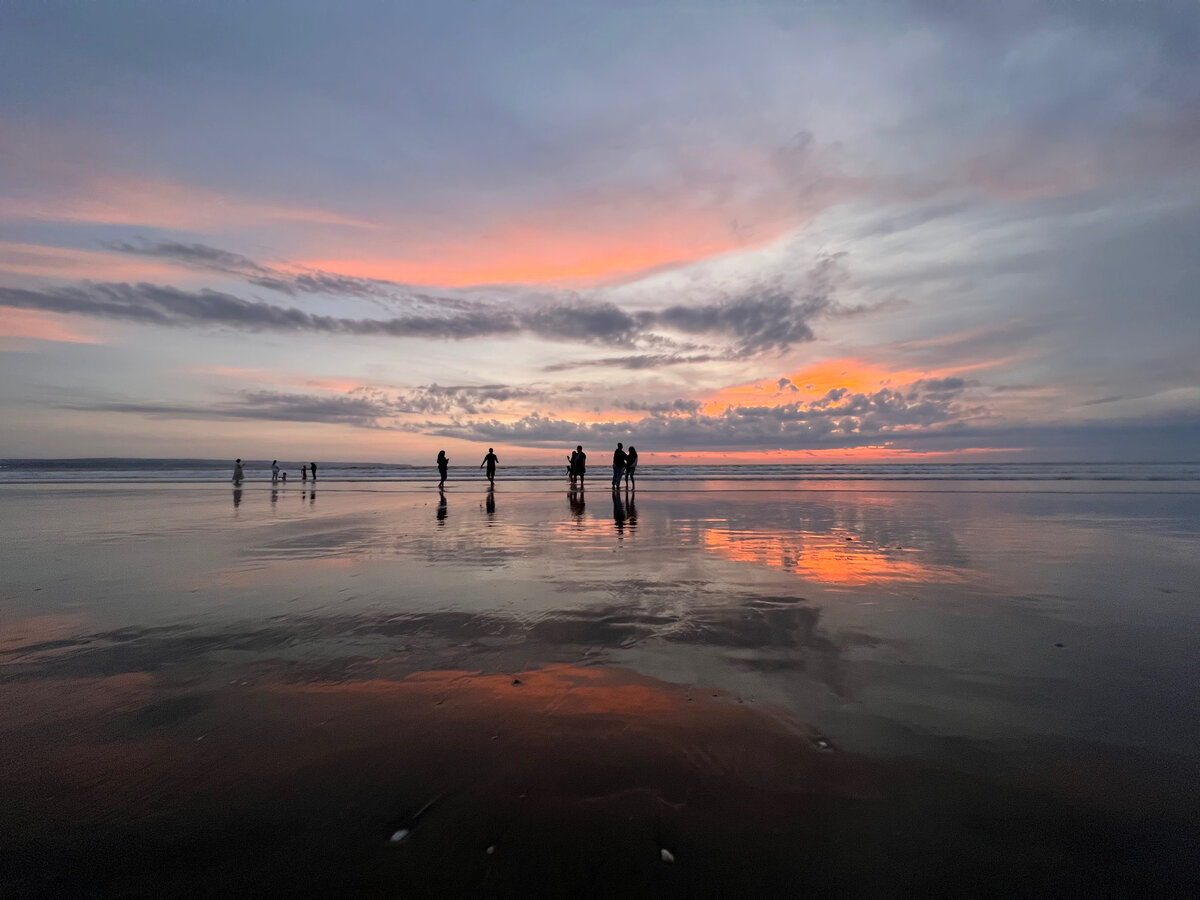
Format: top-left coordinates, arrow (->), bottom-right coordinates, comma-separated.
1,274 -> 845,357
102,240 -> 270,276
107,239 -> 409,300
542,353 -> 718,371
521,301 -> 640,344
640,289 -> 828,357
0,281 -> 522,339
612,399 -> 703,415
65,390 -> 398,427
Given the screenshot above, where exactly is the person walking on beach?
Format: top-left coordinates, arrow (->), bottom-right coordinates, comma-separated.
436,450 -> 449,488
480,448 -> 499,485
271,459 -> 280,483
611,443 -> 627,489
301,464 -> 307,482
232,458 -> 244,485
624,445 -> 638,489
310,462 -> 317,481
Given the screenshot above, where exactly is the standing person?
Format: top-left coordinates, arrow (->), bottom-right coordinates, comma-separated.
480,448 -> 499,485
301,464 -> 307,482
271,459 -> 280,483
232,458 -> 244,485
573,445 -> 587,485
436,450 -> 449,488
310,462 -> 317,481
624,446 -> 638,489
611,443 -> 627,489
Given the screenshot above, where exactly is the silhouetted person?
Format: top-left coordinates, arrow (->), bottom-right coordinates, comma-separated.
281,471 -> 287,484
437,488 -> 448,523
271,459 -> 280,483
611,443 -> 627,489
437,450 -> 449,488
486,487 -> 496,517
232,458 -> 244,485
480,448 -> 499,485
571,445 -> 586,485
624,446 -> 638,488
233,486 -> 243,508
301,464 -> 307,482
310,462 -> 317,481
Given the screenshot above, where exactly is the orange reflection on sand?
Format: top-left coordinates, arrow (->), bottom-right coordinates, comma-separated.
311,664 -> 682,718
702,528 -> 962,587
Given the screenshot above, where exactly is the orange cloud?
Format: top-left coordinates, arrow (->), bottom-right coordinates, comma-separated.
0,305 -> 103,344
700,357 -> 998,415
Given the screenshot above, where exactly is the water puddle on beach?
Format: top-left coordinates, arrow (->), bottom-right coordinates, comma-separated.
1,483 -> 1198,895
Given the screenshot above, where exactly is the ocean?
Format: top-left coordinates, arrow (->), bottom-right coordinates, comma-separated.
3,457 -> 1199,485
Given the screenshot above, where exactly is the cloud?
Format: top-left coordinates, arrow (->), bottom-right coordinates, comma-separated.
101,240 -> 269,275
67,390 -> 397,427
612,399 -> 704,415
0,260 -> 845,356
65,382 -> 548,426
428,381 -> 977,450
542,353 -> 718,371
0,281 -> 522,339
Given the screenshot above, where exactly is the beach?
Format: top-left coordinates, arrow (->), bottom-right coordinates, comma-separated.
2,476 -> 1198,896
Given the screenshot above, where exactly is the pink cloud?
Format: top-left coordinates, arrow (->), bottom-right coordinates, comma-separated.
0,306 -> 104,344
0,242 -> 184,282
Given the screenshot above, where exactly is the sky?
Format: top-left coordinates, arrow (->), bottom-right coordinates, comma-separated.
1,0 -> 1198,464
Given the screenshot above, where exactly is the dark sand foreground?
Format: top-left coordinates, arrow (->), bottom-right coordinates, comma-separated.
1,483 -> 1198,896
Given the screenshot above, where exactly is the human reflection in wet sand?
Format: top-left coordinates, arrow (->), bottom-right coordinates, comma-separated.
271,487 -> 278,505
233,486 -> 243,509
568,485 -> 585,521
437,488 -> 448,525
308,489 -> 316,506
625,487 -> 637,531
613,488 -> 627,536
485,487 -> 496,518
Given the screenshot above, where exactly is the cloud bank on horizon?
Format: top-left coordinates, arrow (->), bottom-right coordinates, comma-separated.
1,0 -> 1198,462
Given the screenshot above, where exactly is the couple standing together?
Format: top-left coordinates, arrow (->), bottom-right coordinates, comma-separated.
612,443 -> 638,489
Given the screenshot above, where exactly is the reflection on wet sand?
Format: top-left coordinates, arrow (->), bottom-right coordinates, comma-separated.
3,662 -> 1192,896
2,485 -> 1199,895
702,526 -> 965,586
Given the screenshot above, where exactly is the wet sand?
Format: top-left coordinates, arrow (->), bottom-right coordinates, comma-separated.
2,483 -> 1198,896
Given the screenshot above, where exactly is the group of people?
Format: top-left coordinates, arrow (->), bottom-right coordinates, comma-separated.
231,459 -> 317,485
565,443 -> 637,488
432,443 -> 638,489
